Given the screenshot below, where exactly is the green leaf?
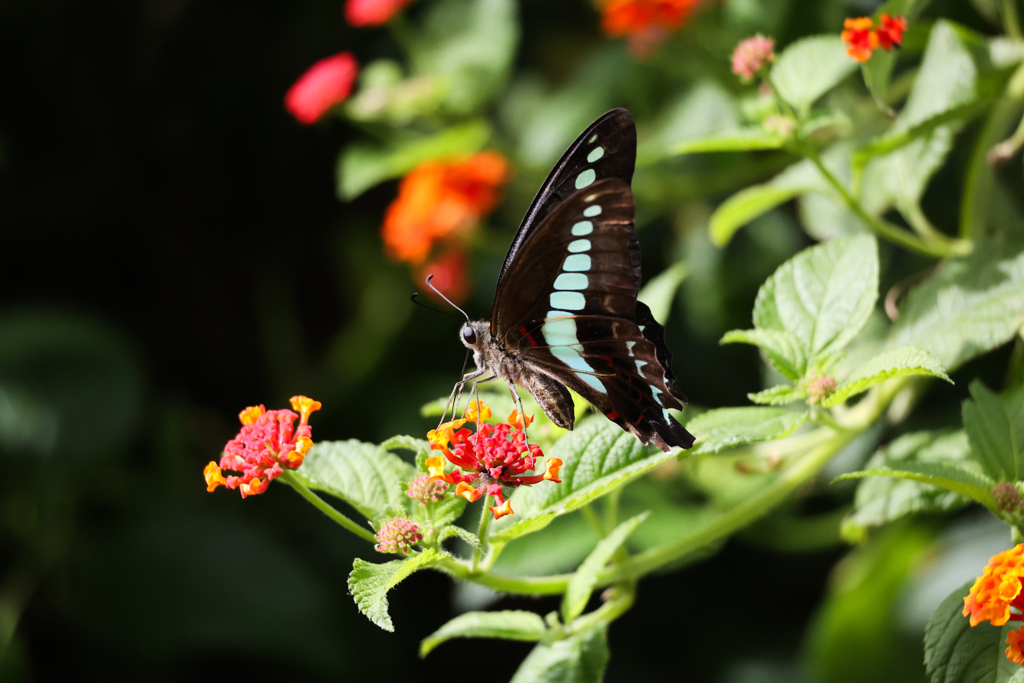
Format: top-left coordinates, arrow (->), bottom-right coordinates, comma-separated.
853,99 -> 989,168
490,418 -> 673,543
429,495 -> 468,526
348,549 -> 445,632
748,384 -> 806,405
436,524 -> 481,550
924,580 -> 1024,683
638,262 -> 687,325
888,238 -> 1024,372
834,459 -> 997,510
841,431 -> 974,538
754,234 -> 879,360
407,0 -> 518,114
295,440 -> 416,520
709,185 -> 805,247
380,434 -> 432,470
672,127 -> 787,155
721,328 -> 807,381
963,381 -> 1024,482
420,610 -> 547,657
510,623 -> 610,683
562,512 -> 648,623
823,346 -> 951,407
686,407 -> 809,454
770,35 -> 859,115
336,120 -> 491,200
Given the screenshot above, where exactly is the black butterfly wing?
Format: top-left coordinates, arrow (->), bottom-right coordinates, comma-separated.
493,178 -> 694,452
494,108 -> 636,306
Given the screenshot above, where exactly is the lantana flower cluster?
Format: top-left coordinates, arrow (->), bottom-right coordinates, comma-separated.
963,544 -> 1024,664
841,13 -> 907,63
730,35 -> 775,81
425,401 -> 562,520
597,0 -> 702,58
204,395 -> 321,499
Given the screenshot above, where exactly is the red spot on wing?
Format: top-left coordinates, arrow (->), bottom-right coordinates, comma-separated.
519,325 -> 538,347
606,411 -> 620,421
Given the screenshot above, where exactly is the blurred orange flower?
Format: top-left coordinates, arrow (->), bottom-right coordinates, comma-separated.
345,0 -> 413,26
418,248 -> 471,304
284,53 -> 359,125
841,14 -> 905,63
962,543 -> 1024,665
381,151 -> 510,264
597,0 -> 701,57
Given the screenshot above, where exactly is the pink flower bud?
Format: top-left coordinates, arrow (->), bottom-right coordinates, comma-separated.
731,35 -> 775,80
375,518 -> 422,554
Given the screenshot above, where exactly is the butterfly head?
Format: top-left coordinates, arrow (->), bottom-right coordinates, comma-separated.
459,320 -> 489,351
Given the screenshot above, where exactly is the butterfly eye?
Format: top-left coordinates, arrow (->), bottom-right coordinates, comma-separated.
462,327 -> 477,345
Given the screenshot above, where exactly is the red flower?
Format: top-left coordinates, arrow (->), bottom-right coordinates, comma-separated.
962,544 -> 1024,665
425,403 -> 561,519
418,248 -> 471,305
841,15 -> 907,63
381,151 -> 510,264
731,35 -> 775,80
841,17 -> 878,63
597,0 -> 701,57
284,53 -> 359,125
875,12 -> 907,50
204,395 -> 321,498
345,0 -> 413,26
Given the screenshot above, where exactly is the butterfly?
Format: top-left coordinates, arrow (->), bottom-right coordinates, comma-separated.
456,109 -> 695,452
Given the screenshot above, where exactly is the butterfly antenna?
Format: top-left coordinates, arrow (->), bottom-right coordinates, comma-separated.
410,292 -> 458,316
425,274 -> 470,323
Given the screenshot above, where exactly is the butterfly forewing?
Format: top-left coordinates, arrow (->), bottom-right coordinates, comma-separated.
496,108 -> 637,293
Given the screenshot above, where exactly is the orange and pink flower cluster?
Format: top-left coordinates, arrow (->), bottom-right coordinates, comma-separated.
204,396 -> 321,499
963,543 -> 1024,665
426,402 -> 562,519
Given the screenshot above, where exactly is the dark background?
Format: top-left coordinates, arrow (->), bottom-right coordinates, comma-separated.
0,0 -> 1003,680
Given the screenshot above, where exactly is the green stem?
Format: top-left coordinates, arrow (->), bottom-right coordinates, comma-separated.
596,432 -> 853,585
763,74 -> 799,122
1005,0 -> 1023,40
473,496 -> 494,572
437,556 -> 571,595
581,504 -> 607,538
604,487 -> 622,532
279,471 -> 377,543
804,147 -> 970,258
567,581 -> 636,634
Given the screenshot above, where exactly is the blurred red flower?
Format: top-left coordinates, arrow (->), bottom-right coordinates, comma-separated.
841,17 -> 877,62
345,0 -> 413,26
418,248 -> 471,305
284,52 -> 359,125
381,151 -> 510,264
597,0 -> 701,57
874,12 -> 908,50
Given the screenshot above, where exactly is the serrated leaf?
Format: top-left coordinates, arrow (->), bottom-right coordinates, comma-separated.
490,418 -> 673,543
841,431 -> 973,536
437,524 -> 481,550
721,328 -> 808,380
336,120 -> 491,200
889,238 -> 1024,372
924,580 -> 1024,683
672,127 -> 786,155
853,100 -> 989,167
638,262 -> 687,325
348,549 -> 445,632
429,495 -> 468,526
770,35 -> 859,115
562,512 -> 648,623
753,234 -> 879,361
748,384 -> 806,405
686,407 -> 809,454
963,381 -> 1024,482
420,610 -> 547,657
834,459 -> 997,509
380,434 -> 433,470
823,346 -> 951,407
296,440 -> 416,520
510,623 -> 610,683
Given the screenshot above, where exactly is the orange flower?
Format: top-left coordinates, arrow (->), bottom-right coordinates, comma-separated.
345,0 -> 413,27
508,409 -> 534,430
597,0 -> 701,57
841,17 -> 878,62
875,12 -> 907,50
381,152 -> 510,265
962,544 -> 1024,665
427,418 -> 467,448
465,400 -> 492,424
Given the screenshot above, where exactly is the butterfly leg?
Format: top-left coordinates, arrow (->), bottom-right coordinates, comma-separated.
440,369 -> 488,427
507,382 -> 533,448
